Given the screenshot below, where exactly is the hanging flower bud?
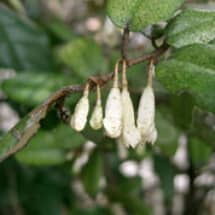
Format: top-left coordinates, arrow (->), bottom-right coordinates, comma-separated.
121,61 -> 141,148
90,85 -> 103,130
103,62 -> 122,138
137,60 -> 157,145
70,83 -> 89,132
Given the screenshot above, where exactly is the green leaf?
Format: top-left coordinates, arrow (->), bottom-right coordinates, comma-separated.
72,207 -> 113,215
156,111 -> 180,156
0,91 -> 84,162
156,44 -> 215,113
15,124 -> 85,166
107,187 -> 151,215
18,168 -> 70,215
118,176 -> 142,194
57,38 -> 107,79
191,109 -> 215,148
170,93 -> 195,130
107,0 -> 184,31
47,19 -> 75,41
167,9 -> 215,48
16,124 -> 85,151
0,110 -> 46,162
81,149 -> 103,197
2,71 -> 79,106
16,149 -> 66,166
0,4 -> 54,71
154,155 -> 175,201
189,137 -> 212,167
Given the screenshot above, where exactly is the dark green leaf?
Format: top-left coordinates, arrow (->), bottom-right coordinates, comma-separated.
189,137 -> 212,167
15,124 -> 85,166
154,155 -> 175,201
47,19 -> 75,41
170,93 -> 195,130
167,9 -> 215,48
16,149 -> 66,166
107,0 -> 184,31
0,4 -> 54,71
156,111 -> 180,156
57,38 -> 107,79
191,109 -> 215,148
0,85 -> 81,162
156,44 -> 215,113
81,149 -> 103,197
0,108 -> 47,162
2,71 -> 79,106
17,124 -> 85,151
107,187 -> 151,215
118,176 -> 142,194
72,207 -> 113,215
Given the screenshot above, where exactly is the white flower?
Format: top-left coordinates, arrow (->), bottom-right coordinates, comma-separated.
120,60 -> 141,148
90,85 -> 103,130
103,87 -> 122,138
90,104 -> 103,130
137,61 -> 157,145
70,84 -> 89,131
121,86 -> 141,148
103,62 -> 122,138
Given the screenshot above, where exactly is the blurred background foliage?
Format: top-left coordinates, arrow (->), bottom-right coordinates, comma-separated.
0,0 -> 214,215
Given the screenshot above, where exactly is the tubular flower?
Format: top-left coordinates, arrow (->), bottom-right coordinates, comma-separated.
137,61 -> 157,145
70,84 -> 89,132
90,85 -> 103,130
103,62 -> 122,138
121,61 -> 141,148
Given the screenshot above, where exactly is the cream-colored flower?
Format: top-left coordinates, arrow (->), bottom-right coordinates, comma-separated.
137,61 -> 157,145
70,84 -> 89,132
90,85 -> 103,130
120,61 -> 141,148
121,88 -> 141,148
103,62 -> 122,138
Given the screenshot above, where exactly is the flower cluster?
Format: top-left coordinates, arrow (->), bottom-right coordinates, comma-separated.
70,60 -> 157,148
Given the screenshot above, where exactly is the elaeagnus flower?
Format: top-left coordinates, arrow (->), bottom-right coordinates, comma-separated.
70,83 -> 90,132
90,84 -> 103,130
121,61 -> 141,148
103,62 -> 122,138
137,60 -> 157,145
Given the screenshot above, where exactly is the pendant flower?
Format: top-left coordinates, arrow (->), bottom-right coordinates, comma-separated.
121,61 -> 141,148
70,84 -> 90,132
90,85 -> 103,130
103,62 -> 122,138
137,60 -> 157,145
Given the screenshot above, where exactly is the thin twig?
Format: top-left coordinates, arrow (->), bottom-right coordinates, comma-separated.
121,24 -> 130,61
127,42 -> 169,66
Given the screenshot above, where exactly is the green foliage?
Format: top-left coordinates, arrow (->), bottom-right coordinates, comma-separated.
57,38 -> 108,79
107,0 -> 184,31
16,124 -> 85,166
0,4 -> 54,71
81,149 -> 103,197
0,1 -> 215,214
157,44 -> 215,113
156,111 -> 180,156
154,155 -> 176,201
170,93 -> 195,130
2,72 -> 77,106
16,149 -> 66,166
167,9 -> 215,48
189,137 -> 212,167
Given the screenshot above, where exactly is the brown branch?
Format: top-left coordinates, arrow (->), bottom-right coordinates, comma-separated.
127,42 -> 169,66
121,24 -> 130,60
